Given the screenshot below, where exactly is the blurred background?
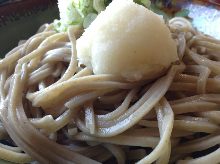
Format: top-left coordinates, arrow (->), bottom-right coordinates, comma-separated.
0,0 -> 58,56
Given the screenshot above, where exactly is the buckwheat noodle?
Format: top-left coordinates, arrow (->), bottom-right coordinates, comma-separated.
0,17 -> 220,164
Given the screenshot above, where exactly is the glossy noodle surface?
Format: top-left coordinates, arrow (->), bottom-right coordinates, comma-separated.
0,10 -> 220,164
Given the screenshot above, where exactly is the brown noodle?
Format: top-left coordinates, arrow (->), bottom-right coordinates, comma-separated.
0,17 -> 220,163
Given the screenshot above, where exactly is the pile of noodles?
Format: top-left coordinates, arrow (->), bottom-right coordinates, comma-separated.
0,17 -> 220,164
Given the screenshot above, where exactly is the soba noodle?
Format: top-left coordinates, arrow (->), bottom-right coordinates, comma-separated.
0,15 -> 220,164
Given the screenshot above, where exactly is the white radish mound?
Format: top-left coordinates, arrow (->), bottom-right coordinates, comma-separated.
76,0 -> 178,81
